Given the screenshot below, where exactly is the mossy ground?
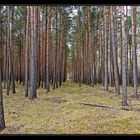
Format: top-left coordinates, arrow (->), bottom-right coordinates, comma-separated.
1,81 -> 140,134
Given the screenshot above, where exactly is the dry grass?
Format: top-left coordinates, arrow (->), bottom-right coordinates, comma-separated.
0,81 -> 140,134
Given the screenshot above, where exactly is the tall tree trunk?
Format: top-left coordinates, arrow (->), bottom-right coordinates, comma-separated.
25,6 -> 29,97
131,6 -> 138,98
9,6 -> 16,94
0,6 -> 5,131
121,6 -> 128,106
104,6 -> 108,91
88,6 -> 94,87
29,6 -> 37,99
45,6 -> 51,92
6,6 -> 11,95
126,6 -> 129,86
110,6 -> 120,95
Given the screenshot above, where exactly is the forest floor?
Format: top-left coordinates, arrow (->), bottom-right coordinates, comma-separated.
1,81 -> 140,134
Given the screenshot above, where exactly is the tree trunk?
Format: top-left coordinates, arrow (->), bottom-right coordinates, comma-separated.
0,6 -> 5,131
29,6 -> 37,100
131,6 -> 138,98
110,6 -> 120,95
121,6 -> 128,106
104,6 -> 108,91
25,6 -> 29,97
6,6 -> 11,95
45,6 -> 51,92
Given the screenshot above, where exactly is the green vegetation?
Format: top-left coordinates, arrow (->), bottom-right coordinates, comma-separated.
0,81 -> 140,134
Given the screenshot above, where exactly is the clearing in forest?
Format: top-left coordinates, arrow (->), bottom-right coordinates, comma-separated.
1,81 -> 140,134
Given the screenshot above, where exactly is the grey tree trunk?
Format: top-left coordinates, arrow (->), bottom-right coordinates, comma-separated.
0,6 -> 5,131
53,8 -> 58,89
6,6 -> 11,95
121,6 -> 128,106
125,6 -> 130,86
104,6 -> 108,91
0,50 -> 5,131
45,6 -> 51,92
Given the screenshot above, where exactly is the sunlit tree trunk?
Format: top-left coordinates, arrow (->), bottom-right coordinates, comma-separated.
29,6 -> 37,99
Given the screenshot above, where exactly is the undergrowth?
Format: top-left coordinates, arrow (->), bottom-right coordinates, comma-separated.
0,81 -> 140,134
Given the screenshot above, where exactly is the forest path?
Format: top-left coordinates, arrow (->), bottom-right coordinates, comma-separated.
1,81 -> 140,134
